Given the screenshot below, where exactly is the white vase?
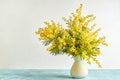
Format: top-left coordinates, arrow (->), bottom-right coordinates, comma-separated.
70,56 -> 88,78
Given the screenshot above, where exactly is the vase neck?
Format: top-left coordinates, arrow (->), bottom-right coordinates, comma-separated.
74,56 -> 83,62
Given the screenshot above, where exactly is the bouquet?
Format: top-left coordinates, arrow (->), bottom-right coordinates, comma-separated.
36,4 -> 108,68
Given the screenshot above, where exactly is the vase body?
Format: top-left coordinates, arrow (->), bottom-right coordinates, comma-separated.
70,57 -> 88,78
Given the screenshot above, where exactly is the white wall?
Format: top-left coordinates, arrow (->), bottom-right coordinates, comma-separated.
0,0 -> 120,69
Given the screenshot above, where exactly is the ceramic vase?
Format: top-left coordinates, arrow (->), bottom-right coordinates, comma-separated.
70,56 -> 88,78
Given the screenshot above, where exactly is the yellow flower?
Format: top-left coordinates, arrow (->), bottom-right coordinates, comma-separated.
91,56 -> 102,68
58,37 -> 66,45
82,51 -> 87,58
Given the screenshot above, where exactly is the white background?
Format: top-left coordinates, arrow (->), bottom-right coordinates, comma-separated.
0,0 -> 120,69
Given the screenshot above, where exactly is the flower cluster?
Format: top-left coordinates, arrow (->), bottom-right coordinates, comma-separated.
36,4 -> 108,68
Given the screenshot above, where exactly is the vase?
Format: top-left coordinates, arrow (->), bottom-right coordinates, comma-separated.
70,56 -> 88,78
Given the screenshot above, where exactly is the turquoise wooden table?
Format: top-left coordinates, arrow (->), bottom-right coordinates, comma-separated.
0,69 -> 120,80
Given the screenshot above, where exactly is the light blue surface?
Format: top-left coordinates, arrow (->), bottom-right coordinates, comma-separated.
0,69 -> 120,80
